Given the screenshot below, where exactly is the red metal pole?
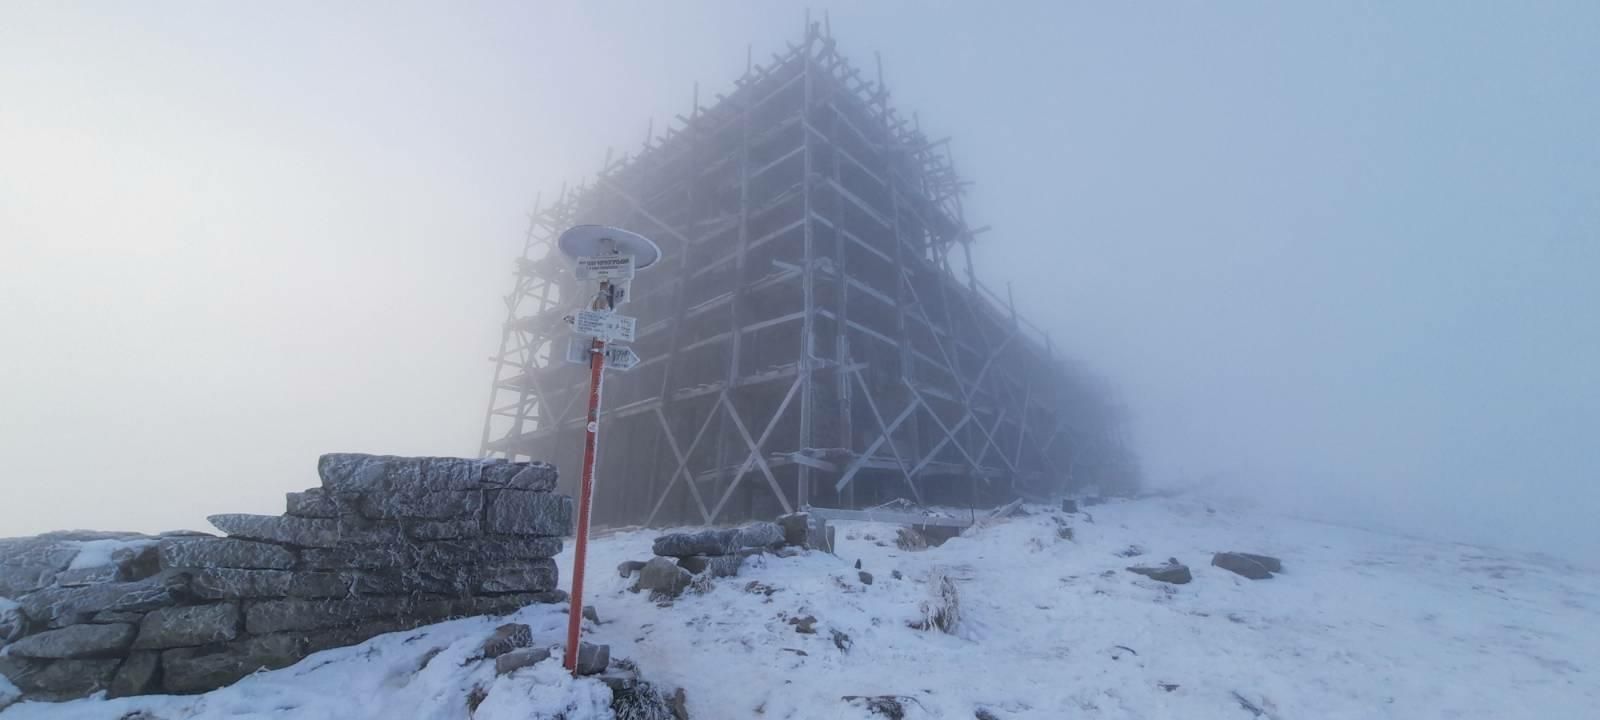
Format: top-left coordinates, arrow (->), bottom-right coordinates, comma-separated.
563,336 -> 605,673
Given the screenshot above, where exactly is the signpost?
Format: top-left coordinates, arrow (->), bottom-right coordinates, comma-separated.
553,225 -> 660,676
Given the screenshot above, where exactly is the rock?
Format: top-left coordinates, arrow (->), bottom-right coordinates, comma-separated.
895,527 -> 928,552
844,695 -> 905,719
611,679 -> 678,719
109,651 -> 161,698
1212,552 -> 1279,580
484,491 -> 573,536
618,560 -> 647,578
0,656 -> 120,701
637,557 -> 692,599
652,522 -> 783,558
402,519 -> 480,541
1056,526 -> 1074,541
88,610 -> 146,624
5,622 -> 136,658
1126,558 -> 1192,584
776,512 -> 810,547
575,642 -> 610,675
161,634 -> 308,694
677,556 -> 710,574
831,629 -> 852,652
133,603 -> 239,649
285,488 -> 340,518
707,555 -> 744,578
158,536 -> 296,570
859,571 -> 874,585
244,595 -> 419,634
1061,499 -> 1078,513
671,687 -> 690,719
976,709 -> 1001,720
356,490 -> 483,521
54,564 -> 121,587
1,600 -> 27,645
583,605 -> 600,624
0,537 -> 81,597
299,537 -> 563,571
481,460 -> 559,491
1116,545 -> 1147,558
854,559 -> 862,569
494,646 -> 551,675
207,514 -> 340,549
789,615 -> 817,634
891,570 -> 903,580
480,623 -> 532,659
19,576 -> 185,628
474,560 -> 559,594
317,453 -> 423,494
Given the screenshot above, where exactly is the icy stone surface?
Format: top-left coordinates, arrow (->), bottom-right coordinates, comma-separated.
652,522 -> 784,558
0,538 -> 81,597
160,634 -> 308,694
355,490 -> 483,521
158,537 -> 296,570
0,657 -> 118,701
285,488 -> 340,518
19,576 -> 185,628
3,622 -> 135,658
1126,558 -> 1193,584
485,490 -> 573,536
133,603 -> 240,649
108,651 -> 160,698
207,514 -> 340,548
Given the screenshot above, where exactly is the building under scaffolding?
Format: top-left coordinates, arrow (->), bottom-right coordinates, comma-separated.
481,23 -> 1136,527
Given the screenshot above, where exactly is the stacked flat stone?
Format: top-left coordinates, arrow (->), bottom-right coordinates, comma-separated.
0,454 -> 571,708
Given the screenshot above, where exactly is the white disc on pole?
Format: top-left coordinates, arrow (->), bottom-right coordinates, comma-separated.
557,225 -> 662,270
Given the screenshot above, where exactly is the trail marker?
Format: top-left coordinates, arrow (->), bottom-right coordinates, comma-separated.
604,345 -> 641,371
552,225 -> 660,676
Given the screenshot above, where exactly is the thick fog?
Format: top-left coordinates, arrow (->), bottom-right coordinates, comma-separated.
2,3 -> 1596,559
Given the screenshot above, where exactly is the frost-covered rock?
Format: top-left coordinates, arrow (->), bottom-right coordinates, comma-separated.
0,537 -> 81,597
3,622 -> 135,658
494,647 -> 551,675
637,557 -> 692,598
158,536 -> 296,570
0,656 -> 119,701
652,522 -> 783,558
285,488 -> 341,518
19,575 -> 185,628
1126,558 -> 1193,584
485,490 -> 573,536
133,603 -> 240,649
1212,552 -> 1281,579
208,513 -> 340,548
479,623 -> 532,659
109,651 -> 160,698
160,634 -> 308,694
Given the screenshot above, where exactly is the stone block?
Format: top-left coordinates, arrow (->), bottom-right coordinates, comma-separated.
207,514 -> 340,549
474,560 -> 558,594
158,537 -> 296,570
19,576 -> 185,628
5,622 -> 135,658
356,490 -> 483,521
637,557 -> 692,598
189,568 -> 290,599
485,491 -> 573,536
495,647 -> 551,675
108,651 -> 161,698
285,488 -> 340,518
244,596 -> 407,635
1212,552 -> 1280,579
0,656 -> 119,701
161,634 -> 308,694
133,603 -> 239,649
480,623 -> 532,659
1126,558 -> 1192,585
575,642 -> 609,676
0,537 -> 81,597
776,512 -> 810,547
481,460 -> 559,491
403,519 -> 481,541
54,564 -> 120,587
318,453 -> 424,495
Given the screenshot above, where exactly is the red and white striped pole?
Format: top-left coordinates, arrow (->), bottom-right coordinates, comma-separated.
563,323 -> 607,673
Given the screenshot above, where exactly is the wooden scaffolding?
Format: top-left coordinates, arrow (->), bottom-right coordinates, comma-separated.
480,22 -> 1135,527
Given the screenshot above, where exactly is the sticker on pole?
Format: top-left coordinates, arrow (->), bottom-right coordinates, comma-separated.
575,254 -> 636,282
571,309 -> 636,342
603,345 -> 641,371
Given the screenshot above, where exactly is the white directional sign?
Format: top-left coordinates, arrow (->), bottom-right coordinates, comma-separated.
603,345 -> 641,371
571,309 -> 636,343
563,337 -> 592,366
575,254 -> 636,282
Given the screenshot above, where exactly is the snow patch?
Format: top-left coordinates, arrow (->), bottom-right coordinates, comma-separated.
65,538 -> 153,570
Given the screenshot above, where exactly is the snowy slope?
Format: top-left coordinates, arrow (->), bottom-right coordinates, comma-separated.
6,496 -> 1596,719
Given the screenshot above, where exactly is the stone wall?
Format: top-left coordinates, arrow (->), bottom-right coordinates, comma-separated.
0,454 -> 571,706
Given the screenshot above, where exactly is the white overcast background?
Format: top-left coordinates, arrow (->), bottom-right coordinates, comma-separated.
2,2 -> 1596,559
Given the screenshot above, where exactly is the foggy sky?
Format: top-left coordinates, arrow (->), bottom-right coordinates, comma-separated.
2,2 -> 1596,558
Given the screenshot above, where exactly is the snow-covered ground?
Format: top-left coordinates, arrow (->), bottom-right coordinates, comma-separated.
6,496 -> 1597,719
